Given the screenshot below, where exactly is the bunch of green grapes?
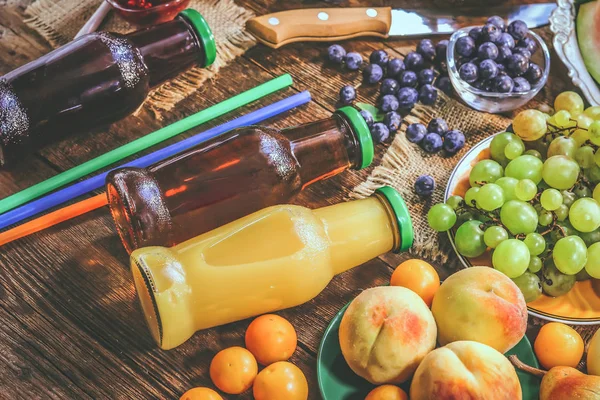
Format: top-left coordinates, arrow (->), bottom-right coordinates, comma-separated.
427,91 -> 600,303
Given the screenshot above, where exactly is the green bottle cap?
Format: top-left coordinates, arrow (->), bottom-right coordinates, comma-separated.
179,9 -> 217,68
336,106 -> 374,170
375,186 -> 414,252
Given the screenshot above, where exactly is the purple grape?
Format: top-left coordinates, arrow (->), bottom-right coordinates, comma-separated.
421,133 -> 443,153
513,47 -> 532,60
479,59 -> 498,80
428,118 -> 449,136
399,70 -> 418,88
469,27 -> 483,43
456,36 -> 476,58
478,42 -> 499,60
344,52 -> 363,70
378,94 -> 399,112
481,23 -> 502,43
459,62 -> 479,83
397,87 -> 419,109
419,84 -> 438,105
525,62 -> 543,83
406,123 -> 427,143
518,37 -> 538,55
384,111 -> 402,133
415,175 -> 435,196
418,68 -> 436,85
387,58 -> 405,77
496,45 -> 512,63
370,49 -> 389,67
339,85 -> 356,104
435,40 -> 449,61
508,20 -> 528,41
371,122 -> 390,144
363,64 -> 383,84
405,51 -> 425,71
436,76 -> 452,95
417,39 -> 436,62
494,75 -> 514,93
443,129 -> 466,153
506,53 -> 529,76
495,33 -> 515,49
487,16 -> 506,32
513,77 -> 531,92
360,110 -> 374,127
327,44 -> 346,64
381,78 -> 400,95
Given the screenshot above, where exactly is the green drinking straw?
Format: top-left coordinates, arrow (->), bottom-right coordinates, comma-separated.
0,74 -> 294,215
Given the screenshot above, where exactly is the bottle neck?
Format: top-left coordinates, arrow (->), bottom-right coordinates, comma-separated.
284,114 -> 362,189
313,195 -> 401,276
126,16 -> 205,88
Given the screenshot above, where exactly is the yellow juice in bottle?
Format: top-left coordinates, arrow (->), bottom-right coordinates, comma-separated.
130,186 -> 413,349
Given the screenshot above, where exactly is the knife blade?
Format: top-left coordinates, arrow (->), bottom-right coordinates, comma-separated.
246,3 -> 557,49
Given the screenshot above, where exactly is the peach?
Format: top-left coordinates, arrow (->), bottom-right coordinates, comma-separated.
410,341 -> 522,400
339,286 -> 437,384
431,267 -> 527,353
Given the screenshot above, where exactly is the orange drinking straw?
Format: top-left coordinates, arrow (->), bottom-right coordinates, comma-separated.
0,194 -> 107,246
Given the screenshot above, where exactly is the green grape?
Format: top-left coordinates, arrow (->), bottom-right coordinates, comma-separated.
539,210 -> 554,226
515,179 -> 537,201
495,177 -> 519,201
585,165 -> 600,184
555,204 -> 570,221
528,256 -> 543,273
542,259 -> 576,297
589,120 -> 600,146
584,105 -> 600,120
446,195 -> 463,210
540,189 -> 563,211
469,160 -> 504,186
596,149 -> 600,167
500,200 -> 539,234
562,190 -> 577,206
524,232 -> 546,256
555,91 -> 584,116
580,229 -> 600,246
576,268 -> 592,281
428,203 -> 457,232
572,128 -> 590,147
504,141 -> 525,160
595,184 -> 600,202
585,242 -> 600,278
569,197 -> 600,232
524,149 -> 543,160
454,220 -> 487,258
492,239 -> 530,278
465,187 -> 480,206
548,136 -> 578,159
550,221 -> 578,244
552,110 -> 573,128
512,272 -> 542,303
505,155 -> 544,184
490,132 -> 524,165
577,113 -> 594,128
476,183 -> 505,211
553,235 -> 588,274
575,146 -> 596,169
542,156 -> 581,190
484,225 -> 508,248
513,109 -> 548,141
574,184 -> 592,198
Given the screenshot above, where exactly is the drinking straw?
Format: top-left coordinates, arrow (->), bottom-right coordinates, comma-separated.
0,74 -> 294,215
0,90 -> 312,238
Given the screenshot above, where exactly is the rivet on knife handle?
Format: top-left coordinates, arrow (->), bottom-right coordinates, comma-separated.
247,7 -> 392,49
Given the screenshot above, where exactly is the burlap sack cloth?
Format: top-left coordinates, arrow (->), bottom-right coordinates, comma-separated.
23,0 -> 256,116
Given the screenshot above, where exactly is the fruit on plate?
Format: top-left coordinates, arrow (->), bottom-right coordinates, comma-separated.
339,286 -> 437,384
365,385 -> 408,400
588,328 -> 600,376
180,387 -> 223,400
577,1 -> 600,85
533,322 -> 584,369
253,361 -> 308,400
409,341 -> 522,400
390,259 -> 440,307
245,314 -> 297,366
431,267 -> 527,353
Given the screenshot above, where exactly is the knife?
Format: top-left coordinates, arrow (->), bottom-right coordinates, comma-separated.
247,3 -> 557,49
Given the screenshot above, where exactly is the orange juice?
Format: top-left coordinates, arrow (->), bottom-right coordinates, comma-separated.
130,186 -> 413,349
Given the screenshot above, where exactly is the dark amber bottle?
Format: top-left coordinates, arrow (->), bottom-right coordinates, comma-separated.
0,9 -> 216,166
106,106 -> 374,253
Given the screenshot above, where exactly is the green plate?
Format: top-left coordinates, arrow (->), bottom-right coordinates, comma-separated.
317,303 -> 541,400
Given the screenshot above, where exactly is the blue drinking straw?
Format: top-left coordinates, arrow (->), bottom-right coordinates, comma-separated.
0,91 -> 312,230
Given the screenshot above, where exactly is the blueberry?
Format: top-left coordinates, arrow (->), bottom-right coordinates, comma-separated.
513,77 -> 531,92
363,63 -> 384,84
481,23 -> 502,43
456,36 -> 476,58
518,37 -> 538,54
327,44 -> 346,64
428,118 -> 449,136
399,70 -> 418,88
469,26 -> 483,43
525,62 -> 543,83
360,110 -> 374,128
459,62 -> 479,83
435,76 -> 452,95
339,85 -> 356,104
478,42 -> 499,60
419,84 -> 438,105
421,133 -> 443,153
397,87 -> 419,110
443,129 -> 466,153
387,58 -> 405,77
406,123 -> 427,143
496,45 -> 512,63
506,53 -> 529,76
479,59 -> 499,80
405,51 -> 425,71
418,68 -> 436,85
495,33 -> 515,49
417,39 -> 436,62
512,47 -> 531,60
472,79 -> 487,90
456,56 -> 470,70
370,49 -> 389,67
378,94 -> 399,112
435,40 -> 449,61
371,122 -> 390,144
415,175 -> 435,196
508,20 -> 528,41
384,111 -> 402,133
380,78 -> 399,95
494,75 -> 514,93
487,16 -> 506,32
344,52 -> 363,70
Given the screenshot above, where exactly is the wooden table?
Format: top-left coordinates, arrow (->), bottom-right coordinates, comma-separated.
0,1 -> 578,398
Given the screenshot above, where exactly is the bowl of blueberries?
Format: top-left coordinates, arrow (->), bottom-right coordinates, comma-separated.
447,16 -> 550,113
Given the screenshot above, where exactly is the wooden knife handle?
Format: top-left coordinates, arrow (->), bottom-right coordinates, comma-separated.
247,7 -> 392,49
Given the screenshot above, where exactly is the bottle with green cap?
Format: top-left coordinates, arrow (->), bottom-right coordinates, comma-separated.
106,106 -> 377,253
129,185 -> 413,349
0,9 -> 216,166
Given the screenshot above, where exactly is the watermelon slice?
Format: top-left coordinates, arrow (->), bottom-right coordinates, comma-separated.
578,1 -> 600,84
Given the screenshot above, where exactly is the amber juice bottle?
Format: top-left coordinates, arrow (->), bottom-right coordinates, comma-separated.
106,106 -> 374,253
